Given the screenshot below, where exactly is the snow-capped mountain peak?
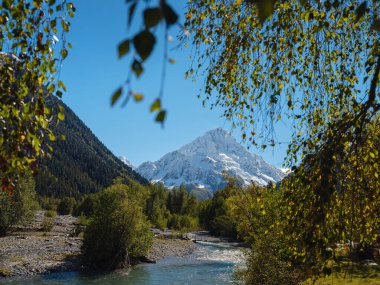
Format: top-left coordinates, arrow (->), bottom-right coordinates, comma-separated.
136,128 -> 284,198
118,156 -> 136,170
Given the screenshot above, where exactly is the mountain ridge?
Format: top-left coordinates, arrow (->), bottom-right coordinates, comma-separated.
136,128 -> 284,197
35,98 -> 147,198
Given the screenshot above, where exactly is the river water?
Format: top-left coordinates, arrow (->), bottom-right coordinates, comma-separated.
4,241 -> 245,285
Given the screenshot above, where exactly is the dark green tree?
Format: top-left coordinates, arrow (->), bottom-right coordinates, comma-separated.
57,197 -> 76,215
0,171 -> 39,235
82,182 -> 152,270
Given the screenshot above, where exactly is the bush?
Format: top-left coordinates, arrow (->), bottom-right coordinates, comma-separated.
40,216 -> 54,232
0,192 -> 12,236
0,172 -> 39,236
57,197 -> 76,215
167,214 -> 198,231
242,236 -> 302,285
38,196 -> 59,211
73,195 -> 97,217
210,215 -> 236,237
45,210 -> 57,218
40,210 -> 56,232
82,183 -> 153,270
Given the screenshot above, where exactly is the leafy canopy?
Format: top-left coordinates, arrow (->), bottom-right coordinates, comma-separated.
0,0 -> 75,191
184,0 -> 379,164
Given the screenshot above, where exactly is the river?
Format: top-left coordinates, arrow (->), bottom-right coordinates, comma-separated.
3,241 -> 245,285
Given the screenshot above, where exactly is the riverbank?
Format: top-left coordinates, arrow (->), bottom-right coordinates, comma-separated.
185,231 -> 248,247
147,238 -> 197,261
0,211 -> 81,277
0,212 -> 198,278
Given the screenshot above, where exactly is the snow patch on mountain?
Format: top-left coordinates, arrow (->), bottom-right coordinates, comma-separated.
118,156 -> 136,170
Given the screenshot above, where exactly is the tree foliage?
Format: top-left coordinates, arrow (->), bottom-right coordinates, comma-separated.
123,2 -> 380,278
146,184 -> 199,230
82,182 -> 152,270
112,0 -> 181,125
199,182 -> 238,238
224,117 -> 380,282
35,98 -> 147,198
279,117 -> 380,275
0,0 -> 75,191
0,171 -> 39,236
184,0 -> 379,161
56,196 -> 75,215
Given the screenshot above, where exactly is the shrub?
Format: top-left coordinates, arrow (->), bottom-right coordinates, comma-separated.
57,197 -> 76,215
44,210 -> 57,218
0,192 -> 12,236
242,236 -> 302,285
40,212 -> 55,232
38,196 -> 59,211
0,172 -> 39,236
73,195 -> 97,217
167,214 -> 198,231
82,183 -> 153,270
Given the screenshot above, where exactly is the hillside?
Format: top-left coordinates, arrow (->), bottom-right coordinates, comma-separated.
35,98 -> 147,198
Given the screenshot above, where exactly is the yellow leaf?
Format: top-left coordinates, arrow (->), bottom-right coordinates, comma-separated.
133,93 -> 144,102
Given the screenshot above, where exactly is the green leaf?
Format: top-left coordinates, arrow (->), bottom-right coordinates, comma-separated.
144,7 -> 163,29
162,3 -> 178,26
256,0 -> 275,23
133,30 -> 156,61
131,59 -> 143,77
118,39 -> 130,58
150,98 -> 161,112
111,87 -> 123,106
61,20 -> 69,32
61,48 -> 68,60
57,112 -> 65,121
155,110 -> 166,123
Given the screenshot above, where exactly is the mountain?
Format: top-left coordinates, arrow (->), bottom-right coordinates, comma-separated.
137,128 -> 284,198
119,156 -> 136,170
35,98 -> 147,198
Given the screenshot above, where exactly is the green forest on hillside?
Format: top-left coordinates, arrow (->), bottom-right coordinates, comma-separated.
36,99 -> 147,198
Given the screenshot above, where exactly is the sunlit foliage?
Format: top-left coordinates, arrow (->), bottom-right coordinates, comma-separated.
184,0 -> 379,163
0,0 -> 75,191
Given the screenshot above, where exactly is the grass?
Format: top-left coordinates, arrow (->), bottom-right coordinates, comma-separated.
308,263 -> 380,285
9,255 -> 24,263
0,267 -> 11,277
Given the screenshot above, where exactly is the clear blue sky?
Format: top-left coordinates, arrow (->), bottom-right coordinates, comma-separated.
60,0 -> 290,168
